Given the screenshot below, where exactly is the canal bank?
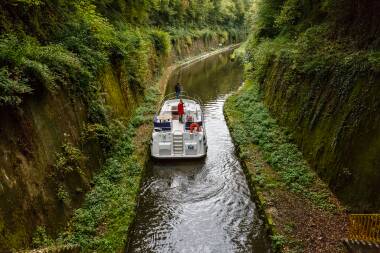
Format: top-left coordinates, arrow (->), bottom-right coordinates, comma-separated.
224,80 -> 348,253
127,50 -> 271,252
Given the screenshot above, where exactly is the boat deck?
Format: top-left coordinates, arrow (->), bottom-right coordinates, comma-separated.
172,119 -> 184,133
151,97 -> 207,159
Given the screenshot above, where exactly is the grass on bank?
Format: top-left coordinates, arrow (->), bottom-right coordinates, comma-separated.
55,87 -> 159,252
225,80 -> 338,211
225,80 -> 348,252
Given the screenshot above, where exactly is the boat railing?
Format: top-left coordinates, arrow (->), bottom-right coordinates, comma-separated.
156,92 -> 204,115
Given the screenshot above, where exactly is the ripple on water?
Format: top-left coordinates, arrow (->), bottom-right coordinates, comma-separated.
127,51 -> 271,253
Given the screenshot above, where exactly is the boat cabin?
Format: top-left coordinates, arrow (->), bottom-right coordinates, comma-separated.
151,98 -> 207,159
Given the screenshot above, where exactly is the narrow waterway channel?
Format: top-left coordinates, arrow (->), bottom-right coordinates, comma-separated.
127,51 -> 271,252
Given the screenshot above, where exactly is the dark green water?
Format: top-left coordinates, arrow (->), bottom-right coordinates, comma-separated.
167,51 -> 243,102
127,51 -> 271,253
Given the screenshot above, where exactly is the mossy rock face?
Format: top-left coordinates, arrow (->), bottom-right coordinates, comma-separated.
100,64 -> 137,119
242,0 -> 380,210
0,86 -> 102,251
0,58 -> 151,251
259,59 -> 380,212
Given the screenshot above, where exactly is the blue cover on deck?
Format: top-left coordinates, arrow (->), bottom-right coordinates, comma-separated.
154,121 -> 171,131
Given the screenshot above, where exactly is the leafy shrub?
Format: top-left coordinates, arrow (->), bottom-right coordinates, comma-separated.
57,184 -> 70,203
60,35 -> 107,74
201,29 -> 216,43
14,0 -> 44,6
271,234 -> 287,251
0,34 -> 90,96
82,123 -> 113,153
112,28 -> 150,89
73,1 -> 118,51
0,67 -> 32,106
148,29 -> 171,56
32,226 -> 53,248
55,143 -> 86,178
88,98 -> 108,124
275,0 -> 303,28
251,0 -> 285,38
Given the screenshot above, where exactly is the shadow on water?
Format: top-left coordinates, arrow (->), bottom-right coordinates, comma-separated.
127,50 -> 272,253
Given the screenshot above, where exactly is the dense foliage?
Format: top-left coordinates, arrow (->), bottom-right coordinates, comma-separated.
0,0 -> 251,107
243,0 -> 380,78
57,87 -> 160,251
247,0 -> 380,47
236,0 -> 380,211
244,0 -> 380,79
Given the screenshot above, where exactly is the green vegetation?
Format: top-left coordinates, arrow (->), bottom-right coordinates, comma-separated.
0,67 -> 32,106
245,0 -> 380,84
235,0 -> 380,211
225,78 -> 347,253
32,226 -> 54,248
270,234 -> 287,252
55,143 -> 86,177
148,29 -> 172,56
244,27 -> 380,90
0,0 -> 251,107
57,185 -> 70,203
54,143 -> 87,206
226,80 -> 335,210
224,1 -> 380,247
57,87 -> 159,252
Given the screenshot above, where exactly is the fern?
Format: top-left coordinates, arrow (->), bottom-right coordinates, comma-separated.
0,68 -> 32,106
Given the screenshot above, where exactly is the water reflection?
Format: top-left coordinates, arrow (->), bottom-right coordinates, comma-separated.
167,51 -> 243,103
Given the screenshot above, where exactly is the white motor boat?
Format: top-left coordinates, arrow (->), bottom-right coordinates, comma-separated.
151,93 -> 207,159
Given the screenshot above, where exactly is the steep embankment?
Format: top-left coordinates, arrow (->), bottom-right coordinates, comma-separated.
237,0 -> 380,212
0,0 -> 249,251
225,0 -> 379,251
225,81 -> 348,253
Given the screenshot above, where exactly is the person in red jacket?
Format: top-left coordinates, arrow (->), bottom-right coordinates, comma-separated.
178,99 -> 185,123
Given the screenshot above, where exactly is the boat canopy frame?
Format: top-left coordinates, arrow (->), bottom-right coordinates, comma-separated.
156,92 -> 203,115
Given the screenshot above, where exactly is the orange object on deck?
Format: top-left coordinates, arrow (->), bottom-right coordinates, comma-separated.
190,123 -> 200,132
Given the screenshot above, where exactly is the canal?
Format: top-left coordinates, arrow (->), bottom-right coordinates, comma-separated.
127,50 -> 271,252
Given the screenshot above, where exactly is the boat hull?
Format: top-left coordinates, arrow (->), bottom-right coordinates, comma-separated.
151,152 -> 207,160
151,97 -> 207,160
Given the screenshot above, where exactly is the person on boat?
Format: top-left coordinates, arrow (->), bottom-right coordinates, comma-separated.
190,122 -> 200,133
186,115 -> 193,122
175,82 -> 181,98
178,99 -> 185,123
